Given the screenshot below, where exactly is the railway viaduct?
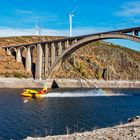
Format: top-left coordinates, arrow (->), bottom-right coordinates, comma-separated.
2,26 -> 140,80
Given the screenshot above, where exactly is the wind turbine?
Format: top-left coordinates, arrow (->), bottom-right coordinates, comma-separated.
69,7 -> 78,37
35,23 -> 41,36
69,13 -> 73,37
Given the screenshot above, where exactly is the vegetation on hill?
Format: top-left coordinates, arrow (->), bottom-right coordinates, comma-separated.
0,36 -> 62,47
0,36 -> 139,80
54,41 -> 140,80
0,48 -> 28,78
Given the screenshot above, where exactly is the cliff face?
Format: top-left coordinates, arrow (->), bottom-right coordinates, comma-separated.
54,42 -> 140,80
0,36 -> 139,80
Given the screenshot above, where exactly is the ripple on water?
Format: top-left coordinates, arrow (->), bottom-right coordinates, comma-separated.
0,88 -> 139,140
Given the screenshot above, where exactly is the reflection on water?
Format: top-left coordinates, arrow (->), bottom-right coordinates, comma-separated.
0,88 -> 139,140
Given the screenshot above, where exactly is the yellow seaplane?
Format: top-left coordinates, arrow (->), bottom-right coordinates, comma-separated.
21,87 -> 47,98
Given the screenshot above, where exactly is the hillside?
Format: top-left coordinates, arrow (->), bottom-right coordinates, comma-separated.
0,36 -> 140,80
0,36 -> 62,47
54,41 -> 140,80
0,36 -> 62,78
0,48 -> 28,78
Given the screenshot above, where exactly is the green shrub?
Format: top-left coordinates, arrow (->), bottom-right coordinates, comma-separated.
13,72 -> 28,78
86,58 -> 91,63
4,72 -> 11,78
95,70 -> 102,79
81,71 -> 88,78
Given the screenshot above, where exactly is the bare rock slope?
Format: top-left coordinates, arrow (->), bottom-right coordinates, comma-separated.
54,42 -> 140,80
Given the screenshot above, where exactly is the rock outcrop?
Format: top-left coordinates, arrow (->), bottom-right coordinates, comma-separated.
54,42 -> 140,80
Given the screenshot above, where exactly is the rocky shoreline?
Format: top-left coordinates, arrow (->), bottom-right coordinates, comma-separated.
25,116 -> 140,140
0,77 -> 139,89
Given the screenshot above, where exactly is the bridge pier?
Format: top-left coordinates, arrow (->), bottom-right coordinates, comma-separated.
51,43 -> 55,66
74,39 -> 78,42
16,48 -> 22,62
65,40 -> 70,48
6,48 -> 11,55
44,44 -> 49,78
35,44 -> 43,80
132,30 -> 138,36
58,42 -> 63,55
25,47 -> 32,73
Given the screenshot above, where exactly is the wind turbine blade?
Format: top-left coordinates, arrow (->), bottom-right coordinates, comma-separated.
71,6 -> 78,14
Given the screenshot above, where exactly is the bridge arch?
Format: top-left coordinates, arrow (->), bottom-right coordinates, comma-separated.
49,33 -> 140,75
18,46 -> 27,67
29,45 -> 36,50
19,46 -> 27,53
28,45 -> 37,78
9,47 -> 17,59
28,45 -> 37,62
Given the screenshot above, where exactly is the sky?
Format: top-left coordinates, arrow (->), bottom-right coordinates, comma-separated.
0,0 -> 140,51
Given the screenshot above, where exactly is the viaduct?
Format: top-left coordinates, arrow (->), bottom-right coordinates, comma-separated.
2,26 -> 140,80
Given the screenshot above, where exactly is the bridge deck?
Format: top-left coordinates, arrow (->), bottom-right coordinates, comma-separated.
1,26 -> 140,48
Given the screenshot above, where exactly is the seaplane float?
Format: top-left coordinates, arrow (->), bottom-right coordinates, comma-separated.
21,87 -> 48,98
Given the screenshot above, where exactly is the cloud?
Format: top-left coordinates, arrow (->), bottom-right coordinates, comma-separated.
0,27 -> 35,37
115,1 -> 140,17
0,27 -> 68,37
0,26 -> 111,37
15,9 -> 34,15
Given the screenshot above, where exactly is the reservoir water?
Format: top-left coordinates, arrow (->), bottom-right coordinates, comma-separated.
0,88 -> 140,140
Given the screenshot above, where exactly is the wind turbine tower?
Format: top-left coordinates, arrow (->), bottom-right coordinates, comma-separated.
69,13 -> 73,37
35,23 -> 41,36
69,7 -> 78,37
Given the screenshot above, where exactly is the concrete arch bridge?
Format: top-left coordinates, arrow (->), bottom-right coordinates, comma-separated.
2,26 -> 140,79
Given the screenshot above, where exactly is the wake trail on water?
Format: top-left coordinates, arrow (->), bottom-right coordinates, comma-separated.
41,89 -> 129,98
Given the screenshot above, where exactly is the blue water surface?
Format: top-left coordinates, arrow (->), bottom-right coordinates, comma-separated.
0,88 -> 139,140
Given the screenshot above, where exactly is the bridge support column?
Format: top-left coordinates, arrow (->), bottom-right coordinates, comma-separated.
132,30 -> 138,36
58,42 -> 63,55
65,40 -> 69,48
35,44 -> 43,80
25,47 -> 31,73
16,48 -> 22,62
6,48 -> 11,55
45,44 -> 49,77
74,39 -> 77,42
51,43 -> 55,66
